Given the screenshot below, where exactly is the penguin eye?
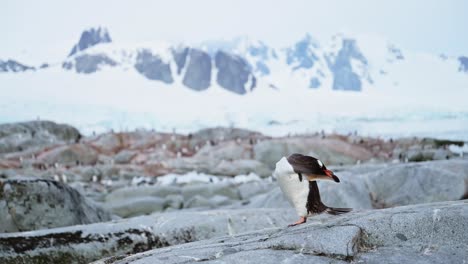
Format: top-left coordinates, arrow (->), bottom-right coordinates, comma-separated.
317,159 -> 323,167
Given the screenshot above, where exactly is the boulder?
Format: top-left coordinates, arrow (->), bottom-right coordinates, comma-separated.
0,208 -> 295,263
36,144 -> 99,166
363,162 -> 465,208
94,201 -> 468,264
0,121 -> 81,154
0,178 -> 113,233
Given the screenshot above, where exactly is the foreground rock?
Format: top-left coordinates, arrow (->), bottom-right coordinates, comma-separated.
96,200 -> 468,264
0,208 -> 294,264
0,178 -> 113,233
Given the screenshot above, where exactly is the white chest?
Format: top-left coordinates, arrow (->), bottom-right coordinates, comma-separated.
276,171 -> 310,217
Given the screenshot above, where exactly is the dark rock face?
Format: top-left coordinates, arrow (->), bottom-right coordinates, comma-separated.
63,54 -> 117,74
172,47 -> 189,75
0,121 -> 82,154
388,45 -> 404,60
134,50 -> 173,83
68,27 -> 112,57
286,34 -> 319,71
0,178 -> 113,232
182,49 -> 212,91
309,77 -> 321,88
215,51 -> 254,94
459,56 -> 468,72
0,59 -> 35,73
327,39 -> 368,91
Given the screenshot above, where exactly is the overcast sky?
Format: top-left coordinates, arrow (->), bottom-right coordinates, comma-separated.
2,0 -> 467,63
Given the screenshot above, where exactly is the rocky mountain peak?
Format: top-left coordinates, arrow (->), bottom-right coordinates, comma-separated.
68,27 -> 112,57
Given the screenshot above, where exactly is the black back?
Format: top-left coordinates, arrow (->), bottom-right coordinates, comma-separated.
287,153 -> 326,176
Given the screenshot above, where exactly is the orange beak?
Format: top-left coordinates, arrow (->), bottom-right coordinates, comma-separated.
324,169 -> 340,183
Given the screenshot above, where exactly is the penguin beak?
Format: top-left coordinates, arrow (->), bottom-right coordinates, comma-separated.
324,169 -> 340,183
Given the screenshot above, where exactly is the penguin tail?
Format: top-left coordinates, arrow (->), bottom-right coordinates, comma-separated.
326,207 -> 352,215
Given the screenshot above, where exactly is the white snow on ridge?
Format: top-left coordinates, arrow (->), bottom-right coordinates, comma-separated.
1,33 -> 468,140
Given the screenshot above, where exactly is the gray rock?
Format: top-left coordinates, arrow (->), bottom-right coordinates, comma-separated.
184,194 -> 233,209
0,178 -> 113,232
363,162 -> 465,208
64,54 -> 117,74
194,141 -> 253,161
237,181 -> 275,200
0,59 -> 35,73
182,49 -> 212,90
432,149 -> 452,160
407,148 -> 435,162
95,201 -> 468,264
0,121 -> 81,154
215,51 -> 255,94
113,150 -> 137,164
106,185 -> 181,202
211,159 -> 271,178
135,49 -> 173,83
181,182 -> 240,200
192,127 -> 264,144
0,208 -> 294,263
318,171 -> 373,209
105,196 -> 166,218
68,27 -> 112,57
36,143 -> 99,166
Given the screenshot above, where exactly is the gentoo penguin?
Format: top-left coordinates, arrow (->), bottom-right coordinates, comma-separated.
273,153 -> 351,226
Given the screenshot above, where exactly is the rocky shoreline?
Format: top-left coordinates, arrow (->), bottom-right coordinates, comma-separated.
1,121 -> 467,263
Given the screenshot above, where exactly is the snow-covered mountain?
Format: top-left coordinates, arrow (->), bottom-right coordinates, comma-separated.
1,27 -> 468,139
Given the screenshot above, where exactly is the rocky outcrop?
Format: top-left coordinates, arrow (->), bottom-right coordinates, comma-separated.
327,38 -> 368,91
68,27 -> 112,57
95,201 -> 468,264
0,121 -> 81,154
0,178 -> 113,233
0,59 -> 35,73
459,56 -> 468,72
182,49 -> 212,91
215,51 -> 255,94
171,47 -> 189,75
134,49 -> 173,83
63,54 -> 117,74
0,208 -> 294,264
286,34 -> 319,71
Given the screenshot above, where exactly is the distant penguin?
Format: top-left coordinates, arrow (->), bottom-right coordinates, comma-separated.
273,153 -> 351,226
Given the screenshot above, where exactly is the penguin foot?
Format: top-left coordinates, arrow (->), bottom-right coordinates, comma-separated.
288,216 -> 307,227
